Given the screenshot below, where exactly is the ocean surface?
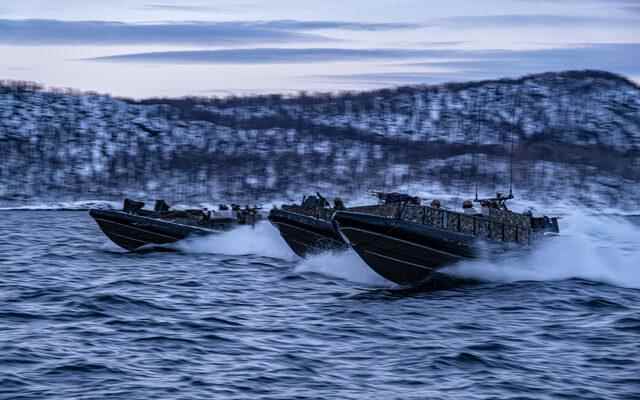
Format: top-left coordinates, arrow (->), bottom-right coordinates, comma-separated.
1,211 -> 639,399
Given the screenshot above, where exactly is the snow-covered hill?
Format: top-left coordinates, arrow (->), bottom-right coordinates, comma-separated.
1,70 -> 639,211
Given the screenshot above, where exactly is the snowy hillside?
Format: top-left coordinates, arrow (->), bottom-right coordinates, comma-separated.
1,70 -> 639,210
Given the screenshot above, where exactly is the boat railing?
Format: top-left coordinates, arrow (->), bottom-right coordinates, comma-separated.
351,203 -> 533,245
413,205 -> 531,245
347,204 -> 399,217
282,203 -> 394,222
281,205 -> 335,221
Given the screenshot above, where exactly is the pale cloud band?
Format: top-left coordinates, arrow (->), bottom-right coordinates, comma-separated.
441,14 -> 640,28
86,44 -> 640,81
88,48 -> 458,63
0,18 -> 420,46
141,4 -> 225,12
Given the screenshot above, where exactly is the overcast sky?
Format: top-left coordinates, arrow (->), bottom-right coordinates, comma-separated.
1,0 -> 638,97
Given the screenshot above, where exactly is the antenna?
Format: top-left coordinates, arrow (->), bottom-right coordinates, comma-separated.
509,129 -> 514,198
472,88 -> 491,203
509,87 -> 520,199
473,90 -> 481,202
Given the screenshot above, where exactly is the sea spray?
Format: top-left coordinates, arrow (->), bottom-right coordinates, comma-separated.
295,249 -> 393,287
175,221 -> 297,260
0,200 -> 120,211
444,213 -> 640,289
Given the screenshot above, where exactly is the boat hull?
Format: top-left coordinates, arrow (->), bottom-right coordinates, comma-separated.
332,211 -> 477,285
89,209 -> 213,251
268,208 -> 347,257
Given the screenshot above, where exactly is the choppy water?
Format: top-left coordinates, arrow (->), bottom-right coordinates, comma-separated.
1,211 -> 639,399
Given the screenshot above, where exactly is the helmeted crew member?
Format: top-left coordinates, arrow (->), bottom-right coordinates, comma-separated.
201,208 -> 211,222
480,200 -> 491,216
462,200 -> 477,215
430,199 -> 441,209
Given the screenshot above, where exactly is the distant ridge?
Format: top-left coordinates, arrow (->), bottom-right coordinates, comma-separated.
430,70 -> 640,91
1,70 -> 639,210
2,69 -> 637,100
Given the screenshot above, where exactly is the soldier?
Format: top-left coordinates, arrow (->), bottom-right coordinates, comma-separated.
463,200 -> 477,215
480,200 -> 491,216
201,208 -> 211,222
302,195 -> 319,209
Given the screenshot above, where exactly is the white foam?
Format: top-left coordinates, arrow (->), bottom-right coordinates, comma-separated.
0,200 -> 119,211
444,212 -> 640,289
175,221 -> 297,260
295,249 -> 394,287
177,220 -> 393,285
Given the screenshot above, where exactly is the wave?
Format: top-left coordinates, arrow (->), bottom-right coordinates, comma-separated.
175,209 -> 639,289
294,249 -> 393,287
176,220 -> 391,286
175,221 -> 297,260
444,212 -> 640,289
0,200 -> 119,211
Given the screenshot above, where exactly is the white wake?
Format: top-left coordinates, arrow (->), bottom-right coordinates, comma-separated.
176,220 -> 392,286
175,221 -> 298,260
169,210 -> 640,289
295,249 -> 393,287
444,212 -> 640,289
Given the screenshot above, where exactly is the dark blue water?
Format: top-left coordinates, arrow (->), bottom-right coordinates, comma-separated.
1,211 -> 639,399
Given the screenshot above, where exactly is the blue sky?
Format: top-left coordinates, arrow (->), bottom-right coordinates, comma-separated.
0,0 -> 638,97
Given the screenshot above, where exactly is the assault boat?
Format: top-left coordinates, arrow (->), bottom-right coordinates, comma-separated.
268,192 -> 421,257
332,193 -> 560,286
268,193 -> 348,257
90,199 -> 261,251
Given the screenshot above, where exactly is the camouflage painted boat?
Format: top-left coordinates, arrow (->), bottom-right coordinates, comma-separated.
268,192 -> 421,258
90,199 -> 261,251
332,194 -> 560,286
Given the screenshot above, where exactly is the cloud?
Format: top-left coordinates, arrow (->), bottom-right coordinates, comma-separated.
415,41 -> 466,47
0,18 -> 421,47
589,0 -> 640,13
87,43 -> 640,81
0,19 -> 334,46
513,0 -> 639,5
87,48 -> 461,64
419,43 -> 640,77
514,0 -> 630,2
159,43 -> 636,86
253,20 -> 422,31
141,4 -> 225,12
322,43 -> 640,85
314,72 -> 465,86
5,66 -> 33,72
441,14 -> 640,28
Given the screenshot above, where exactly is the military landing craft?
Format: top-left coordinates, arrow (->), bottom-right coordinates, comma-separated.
90,199 -> 261,251
268,192 -> 421,258
332,193 -> 560,286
